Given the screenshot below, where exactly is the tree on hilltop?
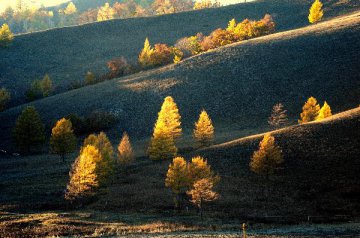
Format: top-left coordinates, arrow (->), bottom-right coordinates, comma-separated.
299,96 -> 320,124
309,0 -> 324,24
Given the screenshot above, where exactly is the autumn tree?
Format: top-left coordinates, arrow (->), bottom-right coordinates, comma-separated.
85,71 -> 96,85
50,118 -> 77,162
97,3 -> 115,22
0,88 -> 11,112
148,96 -> 182,160
298,96 -> 320,124
0,23 -> 14,47
308,0 -> 324,24
188,156 -> 219,186
117,132 -> 134,165
249,133 -> 283,179
138,38 -> 154,68
316,101 -> 332,120
151,43 -> 174,66
64,2 -> 77,15
193,110 -> 214,148
268,103 -> 288,128
165,156 -> 190,210
65,145 -> 100,201
13,106 -> 45,153
187,178 -> 219,220
83,132 -> 115,185
107,57 -> 132,78
40,74 -> 53,97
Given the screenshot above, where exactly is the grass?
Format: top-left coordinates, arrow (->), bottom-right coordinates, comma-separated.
0,0 -> 359,106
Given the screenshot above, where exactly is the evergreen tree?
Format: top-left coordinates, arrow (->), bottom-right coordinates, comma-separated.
0,88 -> 11,112
165,156 -> 190,210
117,132 -> 134,165
85,71 -> 96,85
0,23 -> 14,47
299,96 -> 320,124
13,106 -> 45,153
188,156 -> 219,187
156,96 -> 182,139
268,103 -> 288,128
193,110 -> 214,147
308,0 -> 324,24
83,132 -> 115,184
186,178 -> 219,220
138,38 -> 154,68
65,145 -> 100,201
249,133 -> 283,179
50,118 -> 77,162
40,74 -> 53,97
316,101 -> 332,120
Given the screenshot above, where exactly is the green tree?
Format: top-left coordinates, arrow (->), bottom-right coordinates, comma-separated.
50,118 -> 77,162
25,80 -> 42,101
40,74 -> 53,97
0,23 -> 14,47
13,106 -> 45,153
0,88 -> 11,112
193,110 -> 214,147
308,0 -> 324,24
299,96 -> 320,124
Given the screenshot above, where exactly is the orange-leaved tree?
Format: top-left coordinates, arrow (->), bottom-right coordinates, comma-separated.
117,132 -> 134,165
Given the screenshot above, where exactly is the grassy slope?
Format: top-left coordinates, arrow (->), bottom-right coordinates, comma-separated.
1,10 -> 360,149
0,0 -> 359,105
1,107 -> 359,235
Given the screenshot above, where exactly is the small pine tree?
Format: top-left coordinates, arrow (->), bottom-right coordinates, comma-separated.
40,74 -> 53,97
188,156 -> 219,187
249,133 -> 283,179
83,132 -> 115,185
193,110 -> 214,147
298,96 -> 320,124
268,103 -> 288,128
316,101 -> 332,120
157,96 -> 182,139
226,18 -> 237,32
0,87 -> 11,112
65,145 -> 100,201
165,156 -> 190,210
13,106 -> 45,153
117,132 -> 134,165
50,118 -> 77,162
308,0 -> 324,24
85,71 -> 96,85
138,38 -> 154,68
0,23 -> 14,47
186,178 -> 219,220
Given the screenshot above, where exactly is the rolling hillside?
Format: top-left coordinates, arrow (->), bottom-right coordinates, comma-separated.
0,0 -> 360,105
1,10 -> 359,150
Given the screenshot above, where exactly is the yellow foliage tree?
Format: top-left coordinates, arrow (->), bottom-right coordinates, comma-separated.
188,156 -> 219,186
0,23 -> 14,47
65,145 -> 100,201
83,132 -> 115,184
186,178 -> 219,220
249,133 -> 283,179
165,156 -> 190,209
97,3 -> 115,21
148,96 -> 182,160
50,118 -> 77,162
138,38 -> 154,68
308,0 -> 324,24
226,18 -> 237,32
64,2 -> 77,15
117,132 -> 134,165
193,110 -> 214,147
299,96 -> 320,124
316,101 -> 332,120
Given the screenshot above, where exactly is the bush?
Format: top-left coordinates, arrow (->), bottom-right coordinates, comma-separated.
150,43 -> 174,66
0,88 -> 11,112
201,28 -> 236,51
85,71 -> 96,85
175,33 -> 204,57
107,57 -> 133,79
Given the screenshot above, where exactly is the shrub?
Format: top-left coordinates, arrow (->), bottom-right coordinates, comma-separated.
0,23 -> 14,47
85,71 -> 96,85
0,88 -> 11,112
107,56 -> 133,78
201,28 -> 236,51
175,33 -> 203,57
13,106 -> 45,153
151,43 -> 174,66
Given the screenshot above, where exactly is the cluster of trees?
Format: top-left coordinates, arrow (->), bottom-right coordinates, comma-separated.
299,96 -> 332,123
25,74 -> 54,101
0,1 -> 221,34
148,96 -> 214,160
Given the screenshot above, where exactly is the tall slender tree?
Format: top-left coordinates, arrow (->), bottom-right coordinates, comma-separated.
117,132 -> 134,165
298,96 -> 320,124
193,110 -> 214,147
316,101 -> 332,120
268,103 -> 288,128
308,0 -> 324,24
138,38 -> 154,68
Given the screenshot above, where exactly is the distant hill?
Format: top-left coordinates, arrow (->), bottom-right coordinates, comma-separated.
0,10 -> 359,150
1,0 -> 359,105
